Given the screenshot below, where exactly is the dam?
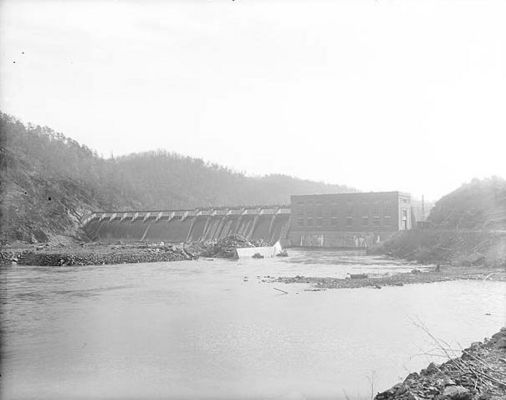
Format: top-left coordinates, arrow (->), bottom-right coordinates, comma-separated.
82,206 -> 291,244
82,191 -> 414,246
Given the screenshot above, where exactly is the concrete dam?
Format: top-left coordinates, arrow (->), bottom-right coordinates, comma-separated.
83,206 -> 291,244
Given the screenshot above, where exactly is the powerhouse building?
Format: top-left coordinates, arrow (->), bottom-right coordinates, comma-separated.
288,191 -> 412,247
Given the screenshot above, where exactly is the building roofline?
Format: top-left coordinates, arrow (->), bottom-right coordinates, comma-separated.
291,191 -> 408,198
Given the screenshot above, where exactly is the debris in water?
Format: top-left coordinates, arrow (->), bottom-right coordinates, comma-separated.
276,249 -> 289,257
198,235 -> 269,259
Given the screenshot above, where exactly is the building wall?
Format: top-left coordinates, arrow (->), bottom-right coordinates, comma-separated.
288,192 -> 412,247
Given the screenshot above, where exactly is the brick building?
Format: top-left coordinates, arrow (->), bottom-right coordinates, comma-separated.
288,191 -> 412,247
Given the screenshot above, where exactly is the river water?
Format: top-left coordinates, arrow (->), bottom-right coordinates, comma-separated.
1,250 -> 505,400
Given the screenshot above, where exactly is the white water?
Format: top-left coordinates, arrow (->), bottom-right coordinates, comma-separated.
1,250 -> 505,399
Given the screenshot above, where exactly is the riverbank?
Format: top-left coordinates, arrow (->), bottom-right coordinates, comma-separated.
270,264 -> 506,289
375,327 -> 506,399
0,241 -> 198,266
0,235 -> 269,266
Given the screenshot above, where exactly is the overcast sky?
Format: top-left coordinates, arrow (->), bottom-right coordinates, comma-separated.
1,0 -> 505,201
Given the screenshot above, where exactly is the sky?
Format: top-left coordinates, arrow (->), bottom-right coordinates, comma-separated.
1,0 -> 505,201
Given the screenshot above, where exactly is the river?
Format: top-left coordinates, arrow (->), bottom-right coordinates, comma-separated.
1,250 -> 505,399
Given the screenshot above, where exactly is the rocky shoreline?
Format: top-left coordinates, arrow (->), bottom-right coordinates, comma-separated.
0,235 -> 270,266
375,328 -> 506,400
0,242 -> 198,266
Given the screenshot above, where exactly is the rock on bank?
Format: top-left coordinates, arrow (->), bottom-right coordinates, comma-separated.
375,328 -> 506,400
0,235 -> 271,266
1,242 -> 198,266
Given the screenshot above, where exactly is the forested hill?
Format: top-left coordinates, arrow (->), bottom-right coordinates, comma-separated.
427,177 -> 506,230
381,178 -> 506,266
0,112 -> 354,243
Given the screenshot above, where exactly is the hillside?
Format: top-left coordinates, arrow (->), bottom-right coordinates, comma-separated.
380,178 -> 506,266
427,177 -> 506,230
0,112 -> 354,244
0,113 -> 138,244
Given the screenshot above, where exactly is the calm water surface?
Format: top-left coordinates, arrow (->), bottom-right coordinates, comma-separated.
1,250 -> 505,399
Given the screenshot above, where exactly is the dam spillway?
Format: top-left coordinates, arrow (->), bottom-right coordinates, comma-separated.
82,206 -> 291,244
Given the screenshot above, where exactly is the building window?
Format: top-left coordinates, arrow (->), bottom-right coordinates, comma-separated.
372,202 -> 380,215
330,208 -> 337,217
373,216 -> 380,226
401,209 -> 408,229
297,218 -> 304,226
384,216 -> 391,225
307,218 -> 313,226
317,207 -> 323,217
346,217 -> 353,227
362,216 -> 369,225
347,202 -> 353,213
317,217 -> 323,226
331,218 -> 338,226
